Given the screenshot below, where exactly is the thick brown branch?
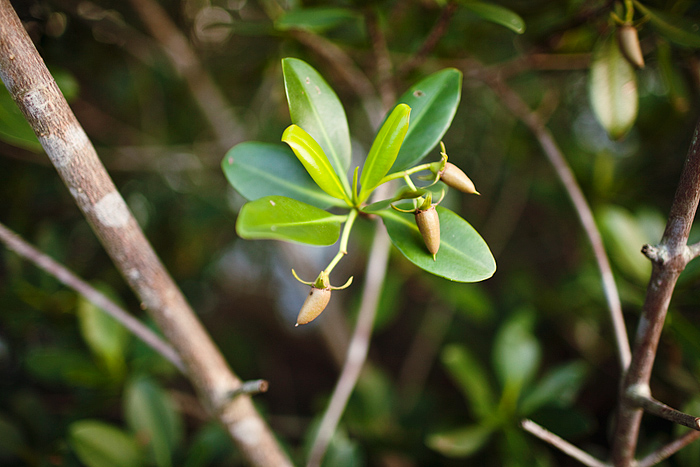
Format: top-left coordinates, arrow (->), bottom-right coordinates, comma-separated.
0,2 -> 290,465
612,120 -> 700,466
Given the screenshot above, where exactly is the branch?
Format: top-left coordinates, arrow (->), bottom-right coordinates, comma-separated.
627,389 -> 700,430
637,430 -> 700,467
0,221 -> 185,373
521,419 -> 609,467
306,187 -> 393,467
398,1 -> 459,77
613,119 -> 700,466
474,70 -> 631,371
126,0 -> 243,149
0,3 -> 291,465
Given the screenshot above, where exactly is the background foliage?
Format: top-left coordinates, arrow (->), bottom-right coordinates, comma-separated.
1,0 -> 700,465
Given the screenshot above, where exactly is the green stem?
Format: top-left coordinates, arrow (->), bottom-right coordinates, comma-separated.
325,208 -> 358,274
625,0 -> 634,23
403,173 -> 418,191
377,162 -> 435,187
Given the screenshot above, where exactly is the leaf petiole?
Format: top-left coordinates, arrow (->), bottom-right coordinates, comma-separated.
325,208 -> 358,275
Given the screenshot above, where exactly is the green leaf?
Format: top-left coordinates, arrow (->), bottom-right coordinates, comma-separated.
519,361 -> 588,416
0,85 -> 42,152
359,104 -> 411,202
282,124 -> 351,203
441,344 -> 495,418
76,285 -> 129,377
236,196 -> 342,246
589,34 -> 638,140
362,187 -> 427,213
378,206 -> 495,282
275,7 -> 360,33
222,142 -> 342,208
69,420 -> 144,467
282,58 -> 352,184
634,2 -> 700,49
391,69 -> 462,171
460,1 -> 526,34
492,310 -> 541,396
426,424 -> 494,458
124,376 -> 183,467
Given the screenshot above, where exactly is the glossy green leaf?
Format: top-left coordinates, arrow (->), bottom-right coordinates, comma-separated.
282,124 -> 351,203
441,344 -> 495,418
282,58 -> 352,183
76,285 -> 129,377
359,104 -> 411,202
124,376 -> 183,467
589,34 -> 638,140
634,2 -> 700,49
426,424 -> 494,458
460,1 -> 526,34
222,142 -> 341,208
236,196 -> 342,246
378,206 -> 495,282
69,420 -> 144,467
275,7 -> 360,33
493,310 -> 541,396
519,361 -> 588,416
391,69 -> 462,171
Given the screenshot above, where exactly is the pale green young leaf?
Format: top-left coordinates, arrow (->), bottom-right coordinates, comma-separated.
282,58 -> 352,185
441,344 -> 495,418
282,124 -> 351,203
359,104 -> 411,202
221,142 -> 342,209
589,34 -> 638,140
236,196 -> 341,246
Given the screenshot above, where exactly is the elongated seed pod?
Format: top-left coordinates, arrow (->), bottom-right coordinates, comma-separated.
296,287 -> 331,326
617,25 -> 645,69
415,206 -> 440,258
439,163 -> 479,194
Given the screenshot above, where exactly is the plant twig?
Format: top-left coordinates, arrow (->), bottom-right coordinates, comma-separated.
628,390 -> 700,430
612,119 -> 700,466
0,221 -> 185,373
306,188 -> 392,467
398,1 -> 459,77
521,419 -> 609,467
476,71 -> 631,371
637,430 -> 700,467
0,3 -> 291,465
126,0 -> 243,148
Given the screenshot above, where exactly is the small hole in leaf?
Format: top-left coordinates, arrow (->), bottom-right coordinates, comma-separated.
413,90 -> 425,97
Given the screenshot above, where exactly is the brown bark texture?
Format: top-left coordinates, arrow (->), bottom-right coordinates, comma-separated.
0,2 -> 291,465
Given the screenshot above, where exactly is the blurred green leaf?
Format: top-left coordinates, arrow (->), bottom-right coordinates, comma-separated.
183,423 -> 233,467
282,58 -> 352,183
493,310 -> 541,397
634,2 -> 700,48
76,285 -> 129,377
69,420 -> 144,467
426,424 -> 494,458
379,206 -> 496,282
657,39 -> 691,113
0,85 -> 42,152
460,1 -> 526,34
275,7 -> 360,33
282,124 -> 351,203
441,344 -> 495,418
24,347 -> 104,387
391,69 -> 462,172
359,103 -> 411,202
519,361 -> 588,416
589,33 -> 638,140
222,142 -> 342,208
0,412 -> 25,461
322,429 -> 364,467
124,376 -> 183,467
598,205 -> 663,284
236,196 -> 342,246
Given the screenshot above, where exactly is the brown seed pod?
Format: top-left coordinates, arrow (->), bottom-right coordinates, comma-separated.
617,25 -> 645,69
295,287 -> 331,326
439,163 -> 479,195
415,205 -> 440,258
